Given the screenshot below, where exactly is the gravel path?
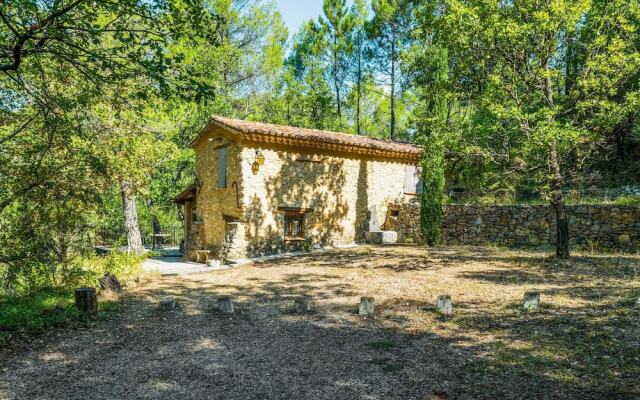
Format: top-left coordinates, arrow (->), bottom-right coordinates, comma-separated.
2,245 -> 638,399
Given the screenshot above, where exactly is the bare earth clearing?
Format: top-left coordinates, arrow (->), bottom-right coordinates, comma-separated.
1,246 -> 639,399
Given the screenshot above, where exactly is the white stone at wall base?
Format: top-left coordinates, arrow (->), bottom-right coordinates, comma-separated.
364,231 -> 398,244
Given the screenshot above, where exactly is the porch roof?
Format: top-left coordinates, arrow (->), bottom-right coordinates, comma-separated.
174,183 -> 197,204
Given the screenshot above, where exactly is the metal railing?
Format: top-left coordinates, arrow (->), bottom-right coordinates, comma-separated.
95,225 -> 184,250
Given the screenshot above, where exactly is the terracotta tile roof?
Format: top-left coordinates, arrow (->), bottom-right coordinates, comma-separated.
198,116 -> 422,162
174,183 -> 197,204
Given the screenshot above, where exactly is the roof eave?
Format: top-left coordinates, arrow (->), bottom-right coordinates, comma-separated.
240,132 -> 421,163
192,117 -> 422,163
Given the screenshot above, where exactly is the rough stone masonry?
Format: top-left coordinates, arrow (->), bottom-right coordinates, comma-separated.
385,202 -> 640,252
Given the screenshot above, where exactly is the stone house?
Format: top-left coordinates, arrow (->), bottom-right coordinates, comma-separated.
175,116 -> 422,262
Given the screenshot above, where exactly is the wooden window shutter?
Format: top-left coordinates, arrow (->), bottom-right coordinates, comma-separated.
217,147 -> 227,188
404,166 -> 414,194
404,165 -> 423,195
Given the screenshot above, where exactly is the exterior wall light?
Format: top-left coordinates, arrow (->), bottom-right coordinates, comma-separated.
252,150 -> 265,175
255,150 -> 265,166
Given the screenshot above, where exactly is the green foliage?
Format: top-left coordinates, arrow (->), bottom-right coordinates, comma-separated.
0,283 -> 128,346
612,195 -> 640,206
79,250 -> 146,287
0,244 -> 145,297
2,0 -> 640,312
320,0 -> 355,126
419,137 -> 446,247
0,249 -> 143,345
0,288 -> 80,342
414,0 -> 640,197
412,45 -> 449,245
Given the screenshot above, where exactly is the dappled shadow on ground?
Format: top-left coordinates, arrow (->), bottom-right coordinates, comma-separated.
255,246 -> 443,273
0,245 -> 639,399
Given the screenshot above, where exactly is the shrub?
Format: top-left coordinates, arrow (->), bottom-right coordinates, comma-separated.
613,195 -> 640,206
0,250 -> 146,298
77,250 -> 146,288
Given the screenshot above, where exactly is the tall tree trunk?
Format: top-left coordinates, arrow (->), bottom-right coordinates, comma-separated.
120,180 -> 144,255
334,76 -> 342,120
332,36 -> 342,121
390,32 -> 396,140
543,71 -> 569,258
356,41 -> 362,135
286,98 -> 291,124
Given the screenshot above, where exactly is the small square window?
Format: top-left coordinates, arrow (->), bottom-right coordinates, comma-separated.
284,212 -> 305,240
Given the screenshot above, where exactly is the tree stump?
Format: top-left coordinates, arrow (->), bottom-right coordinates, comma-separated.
160,296 -> 177,310
523,292 -> 540,311
99,273 -> 122,293
359,297 -> 375,316
75,288 -> 97,314
294,297 -> 312,313
218,296 -> 234,313
436,294 -> 452,315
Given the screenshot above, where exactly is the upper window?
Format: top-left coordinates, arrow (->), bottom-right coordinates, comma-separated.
404,165 -> 423,195
217,147 -> 228,188
284,211 -> 305,240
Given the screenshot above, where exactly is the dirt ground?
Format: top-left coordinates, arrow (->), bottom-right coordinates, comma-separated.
1,245 -> 639,400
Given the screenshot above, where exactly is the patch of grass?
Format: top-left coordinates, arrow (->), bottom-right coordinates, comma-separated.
612,195 -> 640,206
447,192 -> 640,206
0,287 -> 126,347
0,288 -> 78,333
0,288 -> 80,346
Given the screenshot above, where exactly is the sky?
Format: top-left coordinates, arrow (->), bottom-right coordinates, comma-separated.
276,0 -> 324,35
276,0 -> 354,36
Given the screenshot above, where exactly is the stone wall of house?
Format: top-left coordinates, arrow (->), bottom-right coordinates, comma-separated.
185,133 -> 244,261
385,202 -> 640,251
239,142 -> 417,257
188,125 -> 419,260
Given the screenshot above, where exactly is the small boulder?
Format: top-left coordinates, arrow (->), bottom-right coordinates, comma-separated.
218,296 -> 234,313
99,273 -> 122,293
436,295 -> 452,315
159,296 -> 177,310
364,231 -> 398,244
294,297 -> 312,314
523,292 -> 540,311
359,297 -> 375,316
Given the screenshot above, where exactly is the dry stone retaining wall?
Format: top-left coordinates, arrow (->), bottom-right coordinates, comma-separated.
385,202 -> 640,252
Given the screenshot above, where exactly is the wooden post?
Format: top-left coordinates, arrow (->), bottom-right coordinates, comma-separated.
75,288 -> 97,314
